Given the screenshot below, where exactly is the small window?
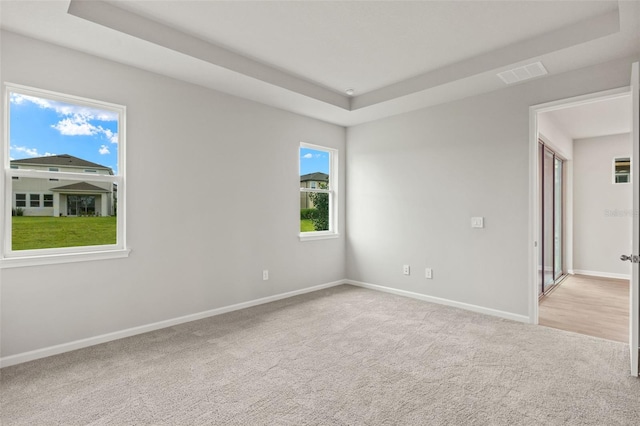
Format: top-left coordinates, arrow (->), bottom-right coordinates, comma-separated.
84,169 -> 97,173
299,143 -> 338,239
43,194 -> 53,207
29,194 -> 41,207
15,194 -> 26,208
614,157 -> 631,184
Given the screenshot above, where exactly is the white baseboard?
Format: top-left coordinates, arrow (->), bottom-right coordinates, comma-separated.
572,269 -> 631,280
346,280 -> 529,324
0,279 -> 346,368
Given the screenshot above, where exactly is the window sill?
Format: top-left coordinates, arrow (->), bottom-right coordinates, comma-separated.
0,248 -> 131,269
299,232 -> 340,242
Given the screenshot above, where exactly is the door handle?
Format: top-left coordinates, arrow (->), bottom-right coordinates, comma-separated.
621,254 -> 640,263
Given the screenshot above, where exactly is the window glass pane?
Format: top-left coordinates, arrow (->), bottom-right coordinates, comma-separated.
30,194 -> 41,207
5,85 -> 125,261
300,148 -> 330,189
614,157 -> 631,183
300,146 -> 331,233
10,178 -> 116,251
15,193 -> 26,208
9,91 -> 118,175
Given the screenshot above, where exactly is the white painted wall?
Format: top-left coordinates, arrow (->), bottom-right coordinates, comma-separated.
0,32 -> 346,359
346,56 -> 636,317
538,115 -> 573,160
573,133 -> 632,278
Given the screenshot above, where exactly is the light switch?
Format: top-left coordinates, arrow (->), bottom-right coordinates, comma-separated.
471,217 -> 484,228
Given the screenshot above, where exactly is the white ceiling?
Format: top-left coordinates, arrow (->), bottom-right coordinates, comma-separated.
1,0 -> 639,127
542,95 -> 632,140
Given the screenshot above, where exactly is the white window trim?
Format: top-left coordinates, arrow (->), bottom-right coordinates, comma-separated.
299,142 -> 339,241
1,83 -> 129,268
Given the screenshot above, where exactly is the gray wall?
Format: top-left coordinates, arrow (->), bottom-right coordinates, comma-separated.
573,133 -> 632,277
346,57 -> 636,317
0,31 -> 346,358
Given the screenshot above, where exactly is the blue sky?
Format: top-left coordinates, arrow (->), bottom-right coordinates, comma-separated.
9,92 -> 119,173
300,147 -> 329,176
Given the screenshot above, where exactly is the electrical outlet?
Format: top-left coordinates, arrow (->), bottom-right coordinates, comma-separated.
262,270 -> 269,281
403,265 -> 410,275
425,268 -> 433,279
471,217 -> 484,228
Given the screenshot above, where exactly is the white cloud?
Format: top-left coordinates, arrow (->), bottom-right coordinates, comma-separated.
99,145 -> 110,155
11,146 -> 50,159
11,93 -> 118,121
302,153 -> 313,159
52,114 -> 99,136
50,114 -> 118,144
102,128 -> 119,144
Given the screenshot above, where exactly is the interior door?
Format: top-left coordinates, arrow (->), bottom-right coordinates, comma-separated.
631,61 -> 639,377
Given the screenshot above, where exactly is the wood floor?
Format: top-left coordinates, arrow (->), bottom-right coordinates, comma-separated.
539,274 -> 629,343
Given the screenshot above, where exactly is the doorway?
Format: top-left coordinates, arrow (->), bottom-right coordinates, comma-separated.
529,87 -> 633,333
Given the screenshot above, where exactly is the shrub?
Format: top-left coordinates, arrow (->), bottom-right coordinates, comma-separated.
300,208 -> 318,220
309,190 -> 329,231
14,207 -> 24,217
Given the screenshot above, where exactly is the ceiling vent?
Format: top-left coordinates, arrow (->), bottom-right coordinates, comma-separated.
497,61 -> 548,84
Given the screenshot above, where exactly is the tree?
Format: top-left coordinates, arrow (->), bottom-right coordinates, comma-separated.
309,182 -> 329,231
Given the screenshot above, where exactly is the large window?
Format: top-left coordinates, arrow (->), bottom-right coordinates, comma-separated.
299,143 -> 338,240
2,83 -> 128,267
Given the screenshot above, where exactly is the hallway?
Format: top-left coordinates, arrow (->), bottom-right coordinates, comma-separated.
539,274 -> 629,342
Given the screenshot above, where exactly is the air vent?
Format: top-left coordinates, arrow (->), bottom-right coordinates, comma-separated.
497,61 -> 548,84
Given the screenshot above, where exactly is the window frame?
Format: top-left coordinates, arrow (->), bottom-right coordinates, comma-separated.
43,193 -> 53,207
613,156 -> 631,184
299,142 -> 339,241
29,193 -> 41,207
1,83 -> 129,268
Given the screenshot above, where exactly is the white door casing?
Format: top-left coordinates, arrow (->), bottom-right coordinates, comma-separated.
630,61 -> 639,377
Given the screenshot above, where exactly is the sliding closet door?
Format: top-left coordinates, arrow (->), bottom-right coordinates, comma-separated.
554,157 -> 563,280
539,142 -> 565,297
542,147 -> 555,293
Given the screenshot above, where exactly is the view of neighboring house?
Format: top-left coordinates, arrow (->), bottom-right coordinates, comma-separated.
300,172 -> 328,209
10,154 -> 115,217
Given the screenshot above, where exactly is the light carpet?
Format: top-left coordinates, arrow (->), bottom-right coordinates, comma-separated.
1,284 -> 639,425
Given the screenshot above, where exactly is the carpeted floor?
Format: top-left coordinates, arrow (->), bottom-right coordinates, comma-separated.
1,284 -> 639,425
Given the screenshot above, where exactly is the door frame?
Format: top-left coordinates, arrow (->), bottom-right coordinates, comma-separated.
528,86 -> 631,325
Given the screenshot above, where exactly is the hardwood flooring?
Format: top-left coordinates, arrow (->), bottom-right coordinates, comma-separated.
539,274 -> 629,343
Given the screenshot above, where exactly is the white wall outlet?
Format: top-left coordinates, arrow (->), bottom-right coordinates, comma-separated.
425,268 -> 433,279
403,265 -> 410,275
471,217 -> 484,228
262,270 -> 269,281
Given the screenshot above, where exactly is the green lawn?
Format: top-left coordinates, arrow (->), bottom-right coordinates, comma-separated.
12,216 -> 117,251
300,219 -> 315,232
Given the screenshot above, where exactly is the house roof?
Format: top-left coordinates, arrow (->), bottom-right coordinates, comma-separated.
11,154 -> 112,173
50,182 -> 111,193
300,172 -> 328,182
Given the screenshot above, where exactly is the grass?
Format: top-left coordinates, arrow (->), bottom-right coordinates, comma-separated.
300,219 -> 315,232
12,216 -> 117,251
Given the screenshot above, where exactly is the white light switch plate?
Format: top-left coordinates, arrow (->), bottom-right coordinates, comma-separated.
471,217 -> 484,228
